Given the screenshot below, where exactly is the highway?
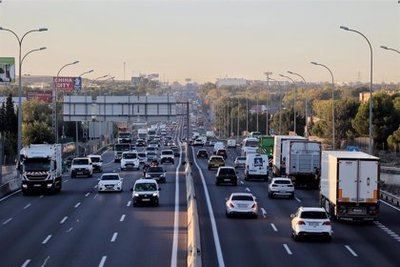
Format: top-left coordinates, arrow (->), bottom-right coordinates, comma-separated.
190,145 -> 400,267
0,135 -> 187,267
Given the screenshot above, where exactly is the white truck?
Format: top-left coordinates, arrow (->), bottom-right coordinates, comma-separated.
19,144 -> 62,195
320,151 -> 380,221
138,128 -> 148,141
244,153 -> 269,181
206,131 -> 215,138
241,137 -> 259,156
227,139 -> 237,148
282,140 -> 321,188
272,135 -> 307,176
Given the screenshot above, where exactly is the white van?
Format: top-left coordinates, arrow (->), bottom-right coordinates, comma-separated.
227,139 -> 237,148
244,153 -> 268,181
241,137 -> 259,156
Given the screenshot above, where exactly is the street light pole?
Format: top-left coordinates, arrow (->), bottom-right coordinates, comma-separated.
264,72 -> 272,135
0,26 -> 47,156
287,71 -> 308,137
53,61 -> 79,143
340,26 -> 374,154
380,45 -> 400,55
279,74 -> 297,134
268,77 -> 283,134
310,61 -> 336,149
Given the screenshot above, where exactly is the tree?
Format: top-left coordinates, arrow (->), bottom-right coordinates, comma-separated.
387,127 -> 400,152
352,93 -> 400,149
270,108 -> 305,136
23,121 -> 54,145
23,99 -> 52,125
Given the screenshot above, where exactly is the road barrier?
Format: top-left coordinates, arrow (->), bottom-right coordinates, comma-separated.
380,190 -> 400,208
185,143 -> 202,267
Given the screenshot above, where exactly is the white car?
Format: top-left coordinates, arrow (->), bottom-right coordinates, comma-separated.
97,173 -> 123,192
193,139 -> 204,146
88,154 -> 103,172
268,177 -> 295,199
225,193 -> 258,218
234,156 -> 246,169
291,207 -> 332,241
160,149 -> 175,164
132,179 -> 160,207
120,151 -> 140,171
137,152 -> 147,164
71,157 -> 93,178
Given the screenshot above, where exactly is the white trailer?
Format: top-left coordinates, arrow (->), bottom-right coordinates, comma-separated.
320,151 -> 380,221
283,140 -> 321,188
19,144 -> 63,194
272,135 -> 306,176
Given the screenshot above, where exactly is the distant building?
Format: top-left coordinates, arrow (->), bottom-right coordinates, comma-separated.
359,90 -> 397,103
216,78 -> 248,88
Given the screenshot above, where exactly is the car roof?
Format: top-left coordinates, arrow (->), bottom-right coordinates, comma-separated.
135,178 -> 158,185
219,166 -> 234,170
88,154 -> 101,158
162,149 -> 173,152
298,207 -> 326,212
210,155 -> 223,159
198,149 -> 207,152
102,173 -> 119,177
73,157 -> 89,160
272,177 -> 292,181
230,192 -> 254,198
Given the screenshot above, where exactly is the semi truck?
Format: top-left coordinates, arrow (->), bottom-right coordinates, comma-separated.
283,140 -> 321,188
19,144 -> 62,195
320,151 -> 380,221
272,135 -> 307,176
138,128 -> 148,141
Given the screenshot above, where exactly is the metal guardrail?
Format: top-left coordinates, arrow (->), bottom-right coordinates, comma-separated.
380,190 -> 400,208
185,143 -> 202,267
381,166 -> 400,174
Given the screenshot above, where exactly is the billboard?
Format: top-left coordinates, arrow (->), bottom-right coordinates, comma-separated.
27,90 -> 52,102
53,76 -> 82,92
0,57 -> 16,83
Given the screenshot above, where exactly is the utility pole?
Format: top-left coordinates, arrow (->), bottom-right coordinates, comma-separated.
186,101 -> 190,140
264,72 -> 272,135
237,97 -> 240,140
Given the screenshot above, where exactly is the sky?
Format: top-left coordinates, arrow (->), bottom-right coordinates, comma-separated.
0,0 -> 399,83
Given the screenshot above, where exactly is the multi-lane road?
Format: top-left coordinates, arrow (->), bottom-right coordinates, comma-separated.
190,145 -> 400,267
0,141 -> 187,266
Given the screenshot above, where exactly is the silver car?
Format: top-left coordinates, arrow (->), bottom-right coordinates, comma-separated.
234,156 -> 246,169
268,177 -> 295,199
225,193 -> 258,218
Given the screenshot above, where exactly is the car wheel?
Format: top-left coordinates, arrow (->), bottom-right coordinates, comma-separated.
226,211 -> 231,218
290,193 -> 295,199
71,173 -> 76,178
292,232 -> 300,241
208,166 -> 211,170
268,192 -> 273,198
154,200 -> 159,207
325,236 -> 332,242
215,181 -> 220,186
89,173 -> 93,178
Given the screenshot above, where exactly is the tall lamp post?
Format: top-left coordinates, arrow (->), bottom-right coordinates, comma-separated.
53,60 -> 79,143
380,45 -> 400,55
268,77 -> 283,134
0,26 -> 47,156
264,72 -> 272,135
279,74 -> 297,134
340,25 -> 374,154
310,61 -> 336,149
287,71 -> 308,137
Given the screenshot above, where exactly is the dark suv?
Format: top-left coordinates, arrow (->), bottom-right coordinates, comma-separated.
215,167 -> 238,186
216,149 -> 228,160
197,149 -> 208,159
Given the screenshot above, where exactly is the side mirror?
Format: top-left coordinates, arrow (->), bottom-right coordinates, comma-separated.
158,187 -> 162,191
97,178 -> 101,181
100,160 -> 103,163
182,161 -> 186,166
130,188 -> 133,191
290,214 -> 295,219
225,197 -> 228,201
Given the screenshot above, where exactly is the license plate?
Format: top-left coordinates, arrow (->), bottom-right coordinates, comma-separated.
224,179 -> 231,182
142,198 -> 150,202
77,172 -> 83,175
309,222 -> 319,227
34,184 -> 41,187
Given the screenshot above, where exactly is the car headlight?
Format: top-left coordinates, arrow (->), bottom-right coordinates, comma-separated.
152,193 -> 158,197
134,193 -> 139,197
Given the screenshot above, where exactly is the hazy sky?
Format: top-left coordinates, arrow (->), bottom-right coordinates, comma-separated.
0,0 -> 399,83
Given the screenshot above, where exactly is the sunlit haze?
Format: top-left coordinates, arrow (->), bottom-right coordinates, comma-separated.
0,0 -> 399,83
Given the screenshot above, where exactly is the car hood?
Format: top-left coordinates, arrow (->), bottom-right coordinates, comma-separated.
99,180 -> 121,186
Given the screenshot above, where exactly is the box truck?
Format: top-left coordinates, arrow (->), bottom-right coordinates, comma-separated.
320,151 -> 380,221
272,135 -> 307,176
19,144 -> 63,194
283,140 -> 321,188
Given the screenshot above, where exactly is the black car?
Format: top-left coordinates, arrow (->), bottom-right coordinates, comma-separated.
136,139 -> 146,147
197,149 -> 209,159
216,149 -> 227,160
170,146 -> 180,157
144,166 -> 166,183
215,167 -> 238,186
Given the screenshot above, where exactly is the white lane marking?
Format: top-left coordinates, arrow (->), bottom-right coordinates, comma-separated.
127,200 -> 131,207
21,259 -> 31,267
101,148 -> 110,156
345,245 -> 358,257
283,244 -> 292,255
192,147 -> 225,267
380,200 -> 400,212
42,235 -> 52,244
64,180 -> 69,183
240,180 -> 244,185
41,256 -> 50,267
98,256 -> 107,267
120,214 -> 126,222
74,202 -> 81,208
39,195 -> 44,199
94,185 -> 98,189
111,232 -> 118,242
93,194 -> 98,199
66,227 -> 73,233
85,192 -> 90,197
24,203 -> 32,209
295,197 -> 301,203
270,223 -> 278,232
171,138 -> 183,267
374,221 -> 400,242
0,189 -> 21,202
60,216 -> 68,224
2,217 -> 12,225
245,187 -> 251,192
261,208 -> 267,218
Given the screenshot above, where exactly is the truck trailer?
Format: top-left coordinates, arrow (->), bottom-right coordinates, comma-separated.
320,151 -> 380,221
283,140 -> 321,188
272,135 -> 306,176
19,144 -> 63,195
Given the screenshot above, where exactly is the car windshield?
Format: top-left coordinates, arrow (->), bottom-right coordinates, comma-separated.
162,151 -> 173,155
211,157 -> 224,163
219,168 -> 235,175
146,147 -> 156,151
123,153 -> 137,159
101,175 -> 119,181
135,183 -> 157,191
147,152 -> 156,155
115,144 -> 130,151
138,153 -> 146,157
217,150 -> 226,155
300,211 -> 328,219
73,159 -> 89,165
119,133 -> 131,138
237,157 -> 246,161
244,140 -> 259,147
274,180 -> 291,185
90,157 -> 100,162
148,167 -> 163,172
23,158 -> 51,171
231,195 -> 253,201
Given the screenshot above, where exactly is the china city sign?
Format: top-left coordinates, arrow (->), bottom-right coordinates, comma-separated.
53,76 -> 82,92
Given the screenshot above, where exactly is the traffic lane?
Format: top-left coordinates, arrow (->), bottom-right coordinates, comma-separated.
375,201 -> 400,237
0,169 -> 103,267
